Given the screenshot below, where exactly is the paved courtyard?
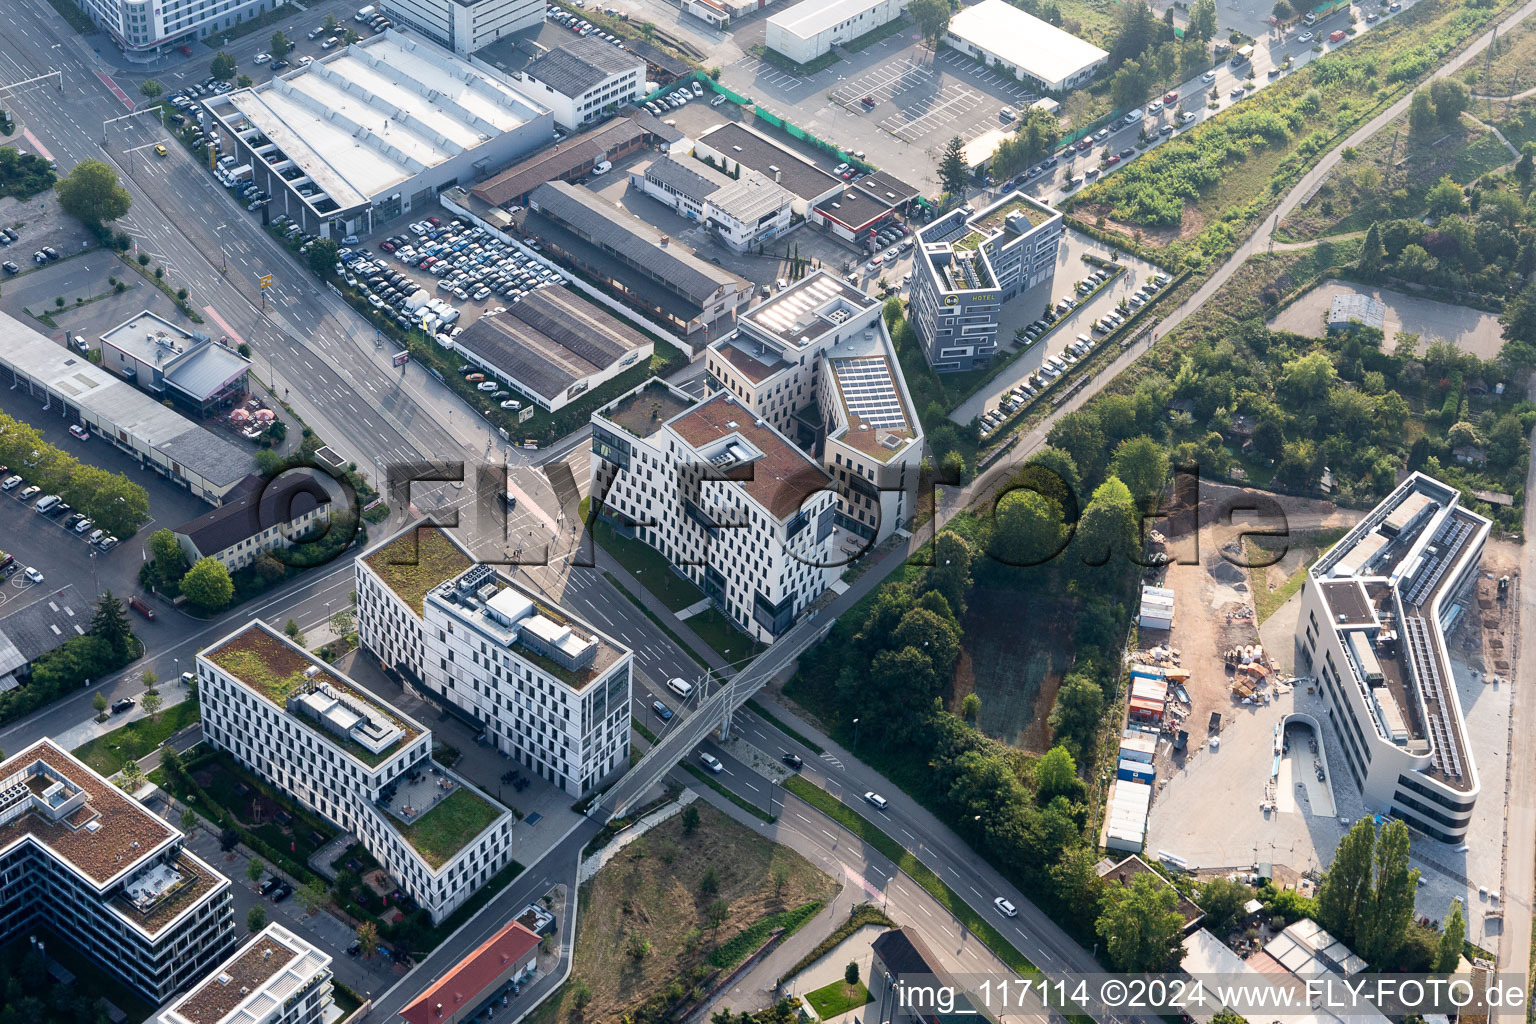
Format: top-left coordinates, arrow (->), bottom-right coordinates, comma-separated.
1268,279 -> 1506,359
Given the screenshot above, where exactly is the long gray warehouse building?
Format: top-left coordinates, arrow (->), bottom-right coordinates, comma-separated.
0,312 -> 257,505
204,30 -> 552,239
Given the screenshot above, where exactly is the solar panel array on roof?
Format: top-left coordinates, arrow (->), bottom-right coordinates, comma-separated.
834,356 -> 906,430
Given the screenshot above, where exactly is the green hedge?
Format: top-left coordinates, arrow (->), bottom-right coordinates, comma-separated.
779,903 -> 893,984
708,899 -> 825,969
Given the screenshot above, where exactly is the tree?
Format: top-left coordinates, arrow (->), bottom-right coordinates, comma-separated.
771,863 -> 789,898
180,807 -> 199,834
299,878 -> 330,914
357,920 -> 380,958
149,527 -> 184,571
844,962 -> 860,993
1109,436 -> 1169,509
625,932 -> 652,960
1425,176 -> 1466,218
1516,146 -> 1535,191
682,804 -> 701,835
54,159 -> 131,227
1359,820 -> 1418,966
1188,0 -> 1218,41
246,858 -> 265,886
306,236 -> 339,277
324,13 -> 339,32
210,52 -> 237,83
1316,818 -> 1375,944
909,0 -> 952,53
1034,746 -> 1078,802
92,691 -> 107,715
959,692 -> 981,721
938,136 -> 968,200
331,608 -> 356,637
270,30 -> 293,60
141,668 -> 157,689
571,979 -> 593,1010
987,489 -> 1067,567
1111,59 -> 1149,113
705,898 -> 730,938
1357,222 -> 1385,275
343,28 -> 360,43
247,905 -> 267,932
1428,79 -> 1468,126
927,530 -> 975,617
237,74 -> 253,88
1501,280 -> 1536,348
1198,877 -> 1252,933
700,866 -> 720,896
91,591 -> 133,661
141,691 -> 162,721
219,827 -> 241,852
1408,89 -> 1437,138
139,79 -> 164,99
181,557 -> 234,611
1097,873 -> 1186,971
1272,0 -> 1293,19
1435,900 -> 1465,972
1048,672 -> 1105,759
120,758 -> 144,789
1279,351 -> 1337,404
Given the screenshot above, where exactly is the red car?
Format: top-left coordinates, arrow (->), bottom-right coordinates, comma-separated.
1075,139 -> 1092,151
1163,91 -> 1179,103
426,215 -> 441,226
178,44 -> 193,55
1105,154 -> 1122,166
380,241 -> 396,252
860,96 -> 875,108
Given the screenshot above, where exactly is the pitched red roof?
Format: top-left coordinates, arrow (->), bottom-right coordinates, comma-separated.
400,921 -> 541,1024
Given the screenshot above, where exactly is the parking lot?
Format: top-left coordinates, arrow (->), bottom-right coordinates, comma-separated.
829,53 -> 1035,148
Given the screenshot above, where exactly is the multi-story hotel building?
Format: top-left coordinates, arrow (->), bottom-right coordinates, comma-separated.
908,191 -> 1063,372
591,381 -> 837,642
355,521 -> 633,797
703,271 -> 924,547
77,0 -> 281,60
157,924 -> 334,1024
1297,473 -> 1488,842
197,620 -> 516,922
0,740 -> 235,1003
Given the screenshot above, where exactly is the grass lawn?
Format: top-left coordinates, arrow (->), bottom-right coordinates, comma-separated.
398,787 -> 505,869
1459,16 -> 1536,94
180,749 -> 339,873
72,699 -> 200,775
593,516 -> 701,613
806,980 -> 872,1020
685,606 -> 762,665
534,802 -> 836,1024
1245,529 -> 1346,623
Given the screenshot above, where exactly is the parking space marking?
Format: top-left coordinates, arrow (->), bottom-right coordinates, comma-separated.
879,82 -> 985,142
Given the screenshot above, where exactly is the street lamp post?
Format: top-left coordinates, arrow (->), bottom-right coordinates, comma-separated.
852,717 -> 860,748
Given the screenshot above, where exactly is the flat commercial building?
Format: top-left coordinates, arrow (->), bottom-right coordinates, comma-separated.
908,191 -> 1063,372
694,123 -> 844,217
510,36 -> 646,130
945,0 -> 1107,92
766,0 -> 908,65
705,271 -> 922,546
381,0 -> 542,55
525,180 -> 752,336
1298,472 -> 1488,842
628,155 -> 795,252
157,923 -> 333,1024
0,740 -> 236,1003
99,311 -> 252,416
0,311 -> 257,504
204,31 -> 552,239
452,286 -> 652,412
355,521 -> 634,797
592,381 -> 835,641
471,111 -> 681,209
79,0 -> 281,60
198,620 -> 516,921
172,469 -> 333,572
0,585 -> 93,692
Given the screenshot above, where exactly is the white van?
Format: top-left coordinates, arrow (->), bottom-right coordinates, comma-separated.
667,677 -> 695,700
355,5 -> 376,20
33,494 -> 61,514
699,752 -> 724,773
592,160 -> 612,175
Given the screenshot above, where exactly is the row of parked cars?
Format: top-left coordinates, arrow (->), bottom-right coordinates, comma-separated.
644,79 -> 712,118
545,3 -> 627,47
377,217 -> 564,330
1,466 -> 119,556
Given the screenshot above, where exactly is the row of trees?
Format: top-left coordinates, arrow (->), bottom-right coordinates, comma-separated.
0,412 -> 149,537
142,527 -> 236,611
0,592 -> 137,725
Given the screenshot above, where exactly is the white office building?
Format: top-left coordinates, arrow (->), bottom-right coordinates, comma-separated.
945,0 -> 1107,93
77,0 -> 279,60
628,155 -> 796,253
908,191 -> 1063,372
510,36 -> 647,131
704,272 -> 923,547
355,521 -> 634,797
198,620 -> 517,922
592,381 -> 836,641
1297,473 -> 1488,843
381,0 -> 542,54
766,0 -> 908,65
158,924 -> 334,1024
0,740 -> 236,1003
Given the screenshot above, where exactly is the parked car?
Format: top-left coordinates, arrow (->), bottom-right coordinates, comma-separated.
69,424 -> 89,440
23,566 -> 43,584
128,595 -> 156,620
111,697 -> 136,713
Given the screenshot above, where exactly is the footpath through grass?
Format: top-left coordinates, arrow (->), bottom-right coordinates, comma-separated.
72,700 -> 200,775
783,776 -> 1037,976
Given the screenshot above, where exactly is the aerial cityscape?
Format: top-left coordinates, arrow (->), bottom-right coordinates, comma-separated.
0,0 -> 1531,1019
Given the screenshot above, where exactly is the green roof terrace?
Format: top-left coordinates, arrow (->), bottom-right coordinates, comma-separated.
364,524 -> 475,616
596,378 -> 695,439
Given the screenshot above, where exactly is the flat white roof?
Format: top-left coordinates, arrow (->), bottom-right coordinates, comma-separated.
768,0 -> 891,39
218,30 -> 544,208
947,0 -> 1108,86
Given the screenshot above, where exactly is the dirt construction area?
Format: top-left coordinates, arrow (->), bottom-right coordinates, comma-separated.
1138,479 -> 1524,959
